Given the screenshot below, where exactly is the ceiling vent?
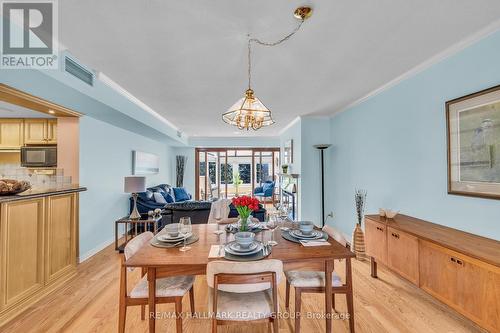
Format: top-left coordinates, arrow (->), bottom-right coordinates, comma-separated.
64,56 -> 94,86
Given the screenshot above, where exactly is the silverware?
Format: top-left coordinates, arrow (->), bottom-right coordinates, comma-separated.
166,240 -> 184,248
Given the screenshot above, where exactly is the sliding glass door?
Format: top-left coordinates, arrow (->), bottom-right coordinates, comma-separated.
196,148 -> 280,201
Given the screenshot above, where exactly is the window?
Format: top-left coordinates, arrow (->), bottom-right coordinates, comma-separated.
238,164 -> 251,184
256,163 -> 270,183
220,163 -> 233,184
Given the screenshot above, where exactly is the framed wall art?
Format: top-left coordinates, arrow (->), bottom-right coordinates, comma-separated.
447,85 -> 500,199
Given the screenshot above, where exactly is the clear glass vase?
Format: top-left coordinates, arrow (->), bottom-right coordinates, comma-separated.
238,215 -> 252,231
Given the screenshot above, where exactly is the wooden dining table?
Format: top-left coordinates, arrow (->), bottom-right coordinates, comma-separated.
124,223 -> 355,333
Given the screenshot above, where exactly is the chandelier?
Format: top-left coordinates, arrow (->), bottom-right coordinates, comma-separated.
222,6 -> 312,131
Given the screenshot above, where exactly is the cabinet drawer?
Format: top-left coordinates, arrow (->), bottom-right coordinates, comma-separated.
365,218 -> 387,264
387,227 -> 419,285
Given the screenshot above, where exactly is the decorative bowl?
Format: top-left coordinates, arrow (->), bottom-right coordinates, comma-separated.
385,209 -> 399,219
0,179 -> 31,195
378,208 -> 386,217
234,232 -> 255,249
299,221 -> 314,235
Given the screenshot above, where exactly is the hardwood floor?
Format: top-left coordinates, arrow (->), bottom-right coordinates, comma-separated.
0,241 -> 486,333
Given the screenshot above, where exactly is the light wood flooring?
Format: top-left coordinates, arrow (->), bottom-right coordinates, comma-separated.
0,241 -> 486,333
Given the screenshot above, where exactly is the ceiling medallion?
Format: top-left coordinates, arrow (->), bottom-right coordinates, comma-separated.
222,6 -> 312,131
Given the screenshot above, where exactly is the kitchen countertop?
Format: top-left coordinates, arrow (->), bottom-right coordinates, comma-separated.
0,185 -> 86,203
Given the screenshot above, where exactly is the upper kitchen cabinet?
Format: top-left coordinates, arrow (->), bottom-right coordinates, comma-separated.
24,119 -> 57,145
0,119 -> 24,149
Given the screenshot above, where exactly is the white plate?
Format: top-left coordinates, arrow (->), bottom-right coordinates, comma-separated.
228,241 -> 259,253
290,230 -> 323,240
225,242 -> 263,256
157,232 -> 192,242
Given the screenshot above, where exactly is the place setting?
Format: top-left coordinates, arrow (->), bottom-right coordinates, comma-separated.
150,217 -> 199,250
281,221 -> 330,246
209,231 -> 273,261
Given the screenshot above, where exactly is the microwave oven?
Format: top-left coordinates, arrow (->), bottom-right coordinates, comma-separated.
21,146 -> 57,168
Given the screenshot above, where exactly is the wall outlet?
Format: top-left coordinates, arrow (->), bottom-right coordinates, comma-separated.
327,211 -> 334,218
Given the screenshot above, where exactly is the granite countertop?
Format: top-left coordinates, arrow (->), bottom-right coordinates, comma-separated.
0,185 -> 87,203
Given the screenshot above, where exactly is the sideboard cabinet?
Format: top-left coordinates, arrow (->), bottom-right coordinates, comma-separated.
365,214 -> 500,332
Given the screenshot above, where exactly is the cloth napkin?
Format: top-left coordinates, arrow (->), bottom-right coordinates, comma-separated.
300,239 -> 331,247
208,245 -> 225,258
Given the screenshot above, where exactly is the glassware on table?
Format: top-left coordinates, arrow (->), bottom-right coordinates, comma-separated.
267,214 -> 278,246
179,217 -> 192,252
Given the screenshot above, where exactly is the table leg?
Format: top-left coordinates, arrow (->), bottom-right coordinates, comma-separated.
370,257 -> 378,278
148,268 -> 156,333
115,222 -> 118,251
346,257 -> 355,333
325,259 -> 334,333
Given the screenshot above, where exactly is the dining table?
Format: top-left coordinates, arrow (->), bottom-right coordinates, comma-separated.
124,223 -> 356,333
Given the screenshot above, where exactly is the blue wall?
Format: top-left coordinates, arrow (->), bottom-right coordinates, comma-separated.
79,116 -> 173,260
327,30 -> 500,240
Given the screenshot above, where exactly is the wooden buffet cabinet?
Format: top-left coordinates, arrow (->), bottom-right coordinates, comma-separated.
0,186 -> 85,326
365,214 -> 500,332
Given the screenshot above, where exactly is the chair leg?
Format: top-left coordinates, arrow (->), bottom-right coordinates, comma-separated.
118,298 -> 126,333
346,290 -> 355,333
141,304 -> 145,320
211,318 -> 218,333
175,297 -> 183,333
332,293 -> 336,311
272,315 -> 278,333
189,286 -> 195,315
294,288 -> 302,333
285,280 -> 290,310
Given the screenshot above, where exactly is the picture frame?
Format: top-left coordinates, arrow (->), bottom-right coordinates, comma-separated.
283,139 -> 293,164
132,150 -> 160,175
446,84 -> 500,199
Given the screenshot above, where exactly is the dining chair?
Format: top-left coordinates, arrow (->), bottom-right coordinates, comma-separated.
119,231 -> 195,333
284,225 -> 355,333
207,259 -> 283,333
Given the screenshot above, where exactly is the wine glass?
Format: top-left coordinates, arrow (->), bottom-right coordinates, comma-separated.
267,213 -> 278,246
179,217 -> 192,252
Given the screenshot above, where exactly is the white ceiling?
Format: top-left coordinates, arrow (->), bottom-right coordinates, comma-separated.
59,0 -> 500,137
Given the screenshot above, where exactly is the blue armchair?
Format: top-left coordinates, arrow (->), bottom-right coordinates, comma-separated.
253,180 -> 275,205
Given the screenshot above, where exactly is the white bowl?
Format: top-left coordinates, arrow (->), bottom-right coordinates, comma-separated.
299,221 -> 314,235
234,232 -> 255,249
385,209 -> 399,219
378,208 -> 386,217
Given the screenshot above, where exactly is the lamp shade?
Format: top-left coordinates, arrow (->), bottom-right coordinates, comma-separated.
124,176 -> 146,193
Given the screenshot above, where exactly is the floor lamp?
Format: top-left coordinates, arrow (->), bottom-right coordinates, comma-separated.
314,144 -> 331,227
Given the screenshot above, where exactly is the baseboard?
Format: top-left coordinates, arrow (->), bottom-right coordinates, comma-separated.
78,235 -> 118,263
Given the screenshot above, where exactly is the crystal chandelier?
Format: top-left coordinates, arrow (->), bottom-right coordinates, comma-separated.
222,6 -> 312,131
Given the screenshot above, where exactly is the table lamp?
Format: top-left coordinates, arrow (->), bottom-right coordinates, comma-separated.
124,176 -> 146,219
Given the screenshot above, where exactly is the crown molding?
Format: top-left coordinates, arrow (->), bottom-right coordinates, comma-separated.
331,18 -> 500,117
278,116 -> 301,135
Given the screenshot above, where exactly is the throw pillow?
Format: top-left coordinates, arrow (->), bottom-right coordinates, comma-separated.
173,187 -> 190,202
161,191 -> 174,203
153,192 -> 167,204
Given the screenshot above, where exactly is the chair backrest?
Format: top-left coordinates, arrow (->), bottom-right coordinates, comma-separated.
207,259 -> 283,293
124,231 -> 154,261
323,225 -> 348,247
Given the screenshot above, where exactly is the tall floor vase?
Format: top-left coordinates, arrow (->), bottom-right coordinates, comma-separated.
352,224 -> 367,261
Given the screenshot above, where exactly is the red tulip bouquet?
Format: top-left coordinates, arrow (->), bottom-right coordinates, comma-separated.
231,195 -> 260,231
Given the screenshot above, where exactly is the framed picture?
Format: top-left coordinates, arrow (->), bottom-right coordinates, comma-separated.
447,85 -> 500,199
283,139 -> 293,164
132,150 -> 160,175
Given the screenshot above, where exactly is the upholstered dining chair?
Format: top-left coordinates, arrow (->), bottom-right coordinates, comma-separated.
206,259 -> 283,333
119,232 -> 195,333
285,225 -> 354,333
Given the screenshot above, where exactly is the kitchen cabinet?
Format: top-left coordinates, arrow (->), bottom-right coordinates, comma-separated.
0,119 -> 24,149
0,191 -> 81,326
24,119 -> 57,144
